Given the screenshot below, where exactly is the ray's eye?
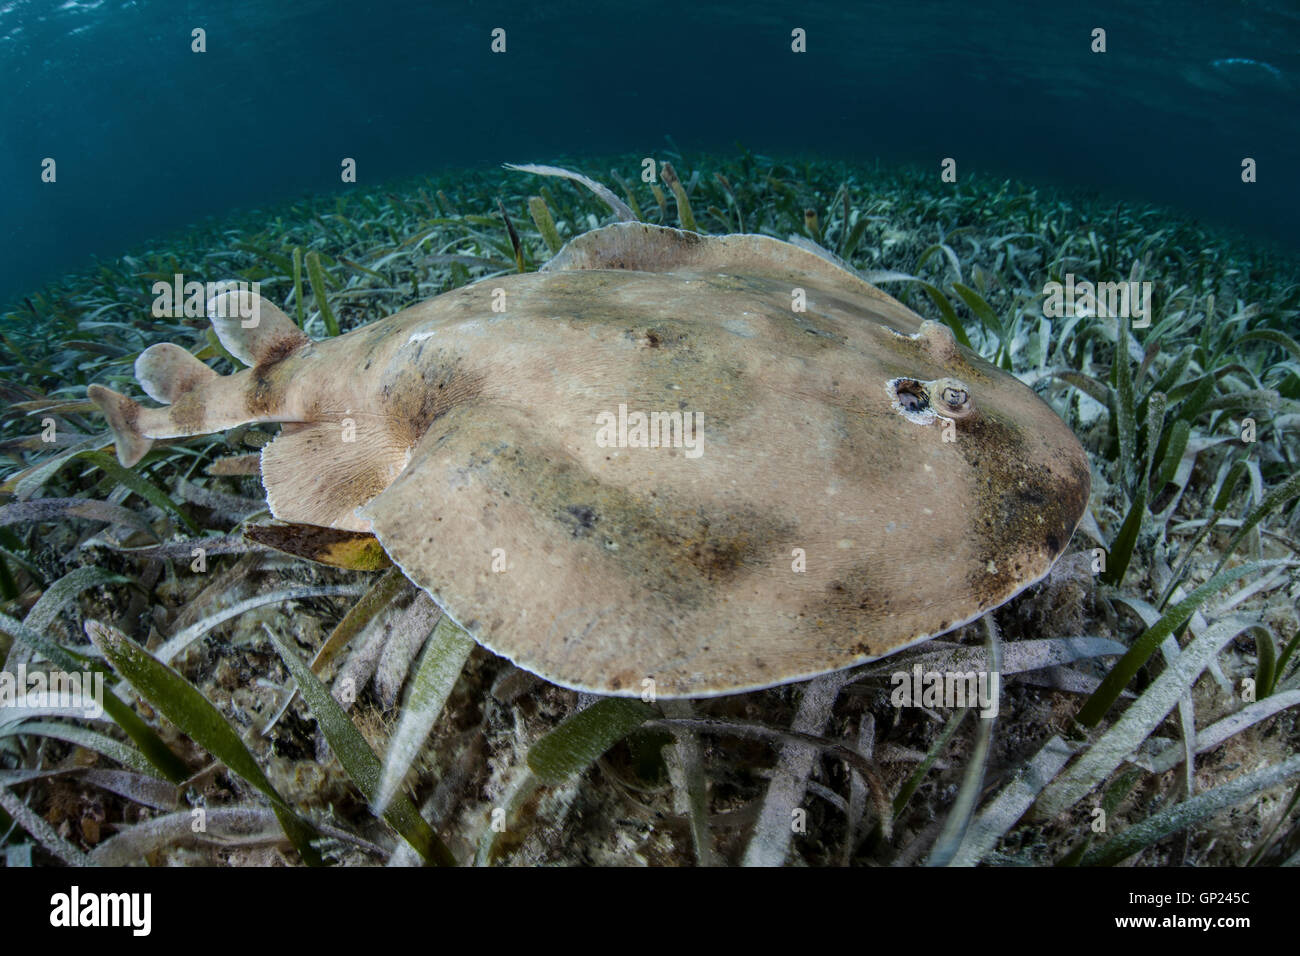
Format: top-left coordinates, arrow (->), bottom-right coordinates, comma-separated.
931,377 -> 975,418
941,386 -> 969,410
888,375 -> 974,424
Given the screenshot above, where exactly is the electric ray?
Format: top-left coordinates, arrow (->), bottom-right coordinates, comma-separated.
89,222 -> 1091,698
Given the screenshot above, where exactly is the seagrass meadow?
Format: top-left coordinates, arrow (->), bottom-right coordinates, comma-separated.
1,151 -> 1298,867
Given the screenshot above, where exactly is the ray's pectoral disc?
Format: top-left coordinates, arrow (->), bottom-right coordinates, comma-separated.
90,222 -> 1090,698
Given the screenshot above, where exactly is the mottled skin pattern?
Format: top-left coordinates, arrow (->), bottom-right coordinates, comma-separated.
90,224 -> 1091,698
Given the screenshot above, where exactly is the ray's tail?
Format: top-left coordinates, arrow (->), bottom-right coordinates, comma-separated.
89,289 -> 311,467
87,382 -> 153,467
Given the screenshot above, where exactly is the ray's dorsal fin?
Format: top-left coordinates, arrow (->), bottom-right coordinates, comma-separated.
206,290 -> 312,367
135,343 -> 218,405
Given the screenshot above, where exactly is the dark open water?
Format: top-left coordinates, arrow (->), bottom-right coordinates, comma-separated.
2,0 -> 1297,305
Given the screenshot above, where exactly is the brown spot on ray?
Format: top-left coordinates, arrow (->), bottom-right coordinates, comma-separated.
90,222 -> 1091,697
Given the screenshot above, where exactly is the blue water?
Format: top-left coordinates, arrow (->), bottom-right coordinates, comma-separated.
3,0 -> 1298,305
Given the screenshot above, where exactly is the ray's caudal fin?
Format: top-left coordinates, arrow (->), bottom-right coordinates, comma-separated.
87,382 -> 153,468
89,288 -> 312,467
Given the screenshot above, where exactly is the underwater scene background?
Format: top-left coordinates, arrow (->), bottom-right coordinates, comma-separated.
0,1 -> 1298,870
4,0 -> 1299,301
